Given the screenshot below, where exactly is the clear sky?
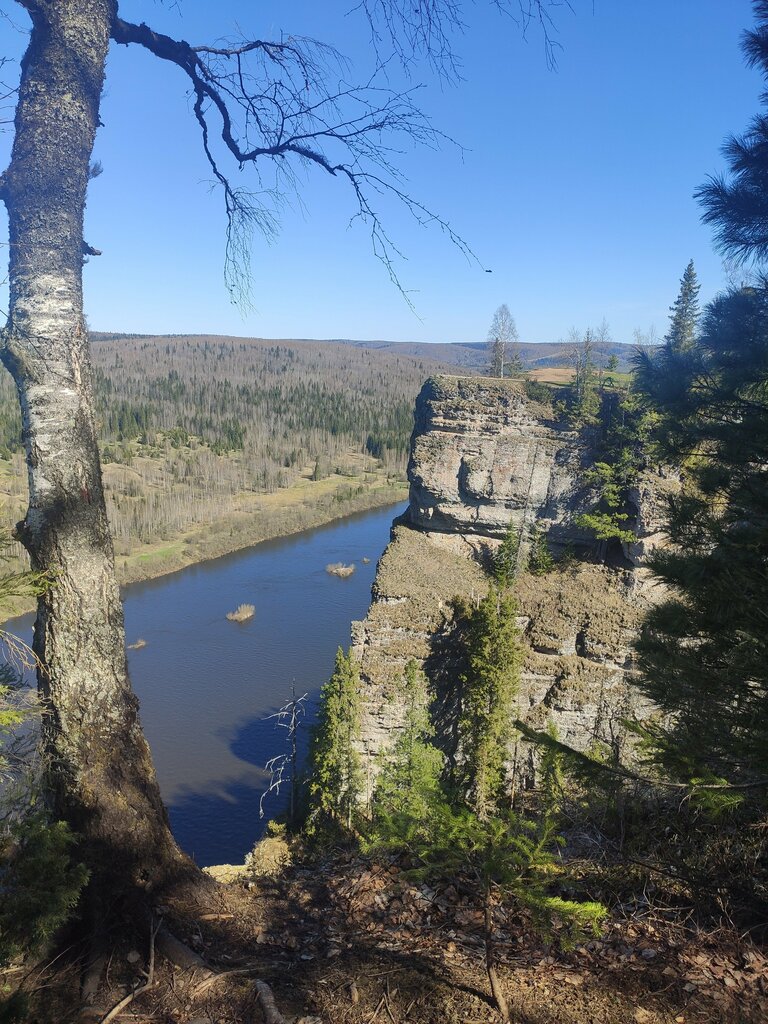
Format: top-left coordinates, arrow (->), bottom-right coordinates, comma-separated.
0,0 -> 762,344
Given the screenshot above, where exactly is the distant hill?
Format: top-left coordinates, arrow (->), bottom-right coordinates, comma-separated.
331,338 -> 638,372
90,333 -> 639,372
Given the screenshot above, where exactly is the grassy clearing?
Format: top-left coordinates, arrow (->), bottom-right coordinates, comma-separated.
528,366 -> 632,388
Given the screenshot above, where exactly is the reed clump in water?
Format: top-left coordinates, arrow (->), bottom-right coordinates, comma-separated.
226,603 -> 255,622
326,562 -> 355,578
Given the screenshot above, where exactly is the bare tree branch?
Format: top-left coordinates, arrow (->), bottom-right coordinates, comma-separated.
111,16 -> 477,307
355,0 -> 573,77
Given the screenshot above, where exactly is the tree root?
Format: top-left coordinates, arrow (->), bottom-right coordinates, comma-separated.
255,979 -> 288,1024
154,924 -> 215,980
91,918 -> 290,1024
99,921 -> 158,1024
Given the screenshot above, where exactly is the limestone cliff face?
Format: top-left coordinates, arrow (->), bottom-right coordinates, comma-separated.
407,376 -> 579,541
351,376 -> 668,793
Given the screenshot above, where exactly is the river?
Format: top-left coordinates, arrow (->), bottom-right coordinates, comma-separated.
8,503 -> 402,867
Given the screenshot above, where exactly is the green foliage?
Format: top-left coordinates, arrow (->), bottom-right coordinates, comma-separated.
664,260 -> 700,354
523,378 -> 553,404
366,661 -> 444,851
575,457 -> 637,545
527,523 -> 555,574
538,723 -> 566,822
572,379 -> 661,555
566,328 -> 600,426
308,647 -> 363,833
633,285 -> 768,789
696,5 -> 768,265
574,511 -> 634,544
363,609 -> 605,1009
0,815 -> 88,967
455,587 -> 522,819
369,774 -> 606,957
493,520 -> 520,588
0,668 -> 27,737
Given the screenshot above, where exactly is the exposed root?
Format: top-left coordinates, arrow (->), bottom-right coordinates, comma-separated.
255,978 -> 288,1024
154,924 -> 216,980
99,920 -> 158,1024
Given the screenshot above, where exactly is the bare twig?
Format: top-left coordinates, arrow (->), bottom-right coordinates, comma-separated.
99,918 -> 159,1024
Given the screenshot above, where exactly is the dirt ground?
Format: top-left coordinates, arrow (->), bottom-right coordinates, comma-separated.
17,851 -> 767,1024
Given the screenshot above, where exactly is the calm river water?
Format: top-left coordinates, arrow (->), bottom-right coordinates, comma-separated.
10,503 -> 402,866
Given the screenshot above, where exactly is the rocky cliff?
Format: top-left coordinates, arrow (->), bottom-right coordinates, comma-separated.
351,375 -> 671,795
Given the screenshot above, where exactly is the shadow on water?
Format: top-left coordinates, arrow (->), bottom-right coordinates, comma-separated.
167,776 -> 268,867
169,694 -> 321,866
125,501 -> 405,867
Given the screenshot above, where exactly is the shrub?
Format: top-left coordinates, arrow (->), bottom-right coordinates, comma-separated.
226,603 -> 255,622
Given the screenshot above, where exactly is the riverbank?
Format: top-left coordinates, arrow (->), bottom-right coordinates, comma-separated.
0,472 -> 406,619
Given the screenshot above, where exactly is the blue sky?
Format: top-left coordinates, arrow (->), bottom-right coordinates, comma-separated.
0,0 -> 762,344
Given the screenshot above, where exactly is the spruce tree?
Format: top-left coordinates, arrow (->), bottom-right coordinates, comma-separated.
527,523 -> 556,574
568,327 -> 600,424
367,660 -> 444,849
631,1 -> 768,792
456,587 -> 522,819
308,647 -> 363,831
494,519 -> 521,589
664,260 -> 700,354
366,601 -> 603,1024
633,286 -> 768,788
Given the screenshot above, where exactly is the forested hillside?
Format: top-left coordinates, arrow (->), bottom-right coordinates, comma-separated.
335,337 -> 636,371
0,336 -> 456,587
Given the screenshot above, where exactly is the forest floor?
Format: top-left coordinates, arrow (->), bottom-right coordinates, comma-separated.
28,848 -> 767,1024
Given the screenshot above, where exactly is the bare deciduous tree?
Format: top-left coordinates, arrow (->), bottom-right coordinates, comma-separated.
487,303 -> 519,377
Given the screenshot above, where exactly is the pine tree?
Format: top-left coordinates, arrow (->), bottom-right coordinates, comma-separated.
631,1 -> 768,792
696,3 -> 768,266
664,260 -> 700,354
308,647 -> 363,831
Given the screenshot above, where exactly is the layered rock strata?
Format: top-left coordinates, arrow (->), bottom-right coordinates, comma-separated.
351,376 -> 667,795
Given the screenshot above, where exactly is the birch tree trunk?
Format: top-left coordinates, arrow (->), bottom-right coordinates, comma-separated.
0,0 -> 186,893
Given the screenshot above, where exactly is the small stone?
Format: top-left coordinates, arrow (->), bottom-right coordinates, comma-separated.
125,950 -> 140,964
